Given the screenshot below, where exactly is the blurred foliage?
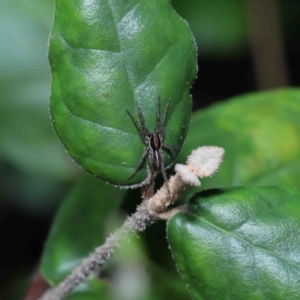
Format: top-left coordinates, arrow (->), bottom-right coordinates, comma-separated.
172,0 -> 300,59
0,0 -> 79,216
177,88 -> 300,204
281,0 -> 300,41
178,88 -> 300,190
40,174 -> 126,285
171,0 -> 248,58
0,1 -> 79,297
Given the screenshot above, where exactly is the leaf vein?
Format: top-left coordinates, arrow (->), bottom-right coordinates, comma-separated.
190,212 -> 300,270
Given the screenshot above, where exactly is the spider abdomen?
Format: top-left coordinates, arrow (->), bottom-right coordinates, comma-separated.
149,133 -> 162,171
149,132 -> 161,150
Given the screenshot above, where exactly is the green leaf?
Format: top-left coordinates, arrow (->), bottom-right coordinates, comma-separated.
40,174 -> 126,284
179,88 -> 300,190
168,186 -> 300,300
49,0 -> 197,186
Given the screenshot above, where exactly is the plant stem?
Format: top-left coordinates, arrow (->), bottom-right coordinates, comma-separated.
38,201 -> 158,300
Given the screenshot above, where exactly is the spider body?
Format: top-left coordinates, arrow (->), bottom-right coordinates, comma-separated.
126,97 -> 175,192
150,135 -> 164,174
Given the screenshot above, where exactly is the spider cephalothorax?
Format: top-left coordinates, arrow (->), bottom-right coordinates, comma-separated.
126,97 -> 176,195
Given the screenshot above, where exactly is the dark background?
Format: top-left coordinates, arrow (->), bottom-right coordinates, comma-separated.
1,0 -> 300,299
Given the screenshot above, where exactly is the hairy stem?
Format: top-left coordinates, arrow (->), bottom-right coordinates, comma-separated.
38,201 -> 158,300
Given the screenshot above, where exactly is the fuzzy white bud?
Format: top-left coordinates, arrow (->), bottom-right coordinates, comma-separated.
187,146 -> 225,178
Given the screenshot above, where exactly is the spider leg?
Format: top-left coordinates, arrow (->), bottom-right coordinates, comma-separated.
128,148 -> 149,179
158,148 -> 172,200
161,101 -> 170,139
162,144 -> 177,159
136,102 -> 149,137
147,150 -> 155,184
126,110 -> 147,140
156,96 -> 161,129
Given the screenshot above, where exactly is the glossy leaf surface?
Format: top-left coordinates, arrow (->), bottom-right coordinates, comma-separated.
168,186 -> 300,300
49,0 -> 197,186
178,88 -> 300,190
40,174 -> 126,284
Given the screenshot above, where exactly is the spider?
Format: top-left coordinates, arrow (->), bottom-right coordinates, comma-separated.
126,97 -> 176,197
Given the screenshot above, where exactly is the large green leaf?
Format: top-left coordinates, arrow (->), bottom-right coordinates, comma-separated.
168,186 -> 300,300
40,174 -> 126,284
49,0 -> 197,187
178,88 -> 300,190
